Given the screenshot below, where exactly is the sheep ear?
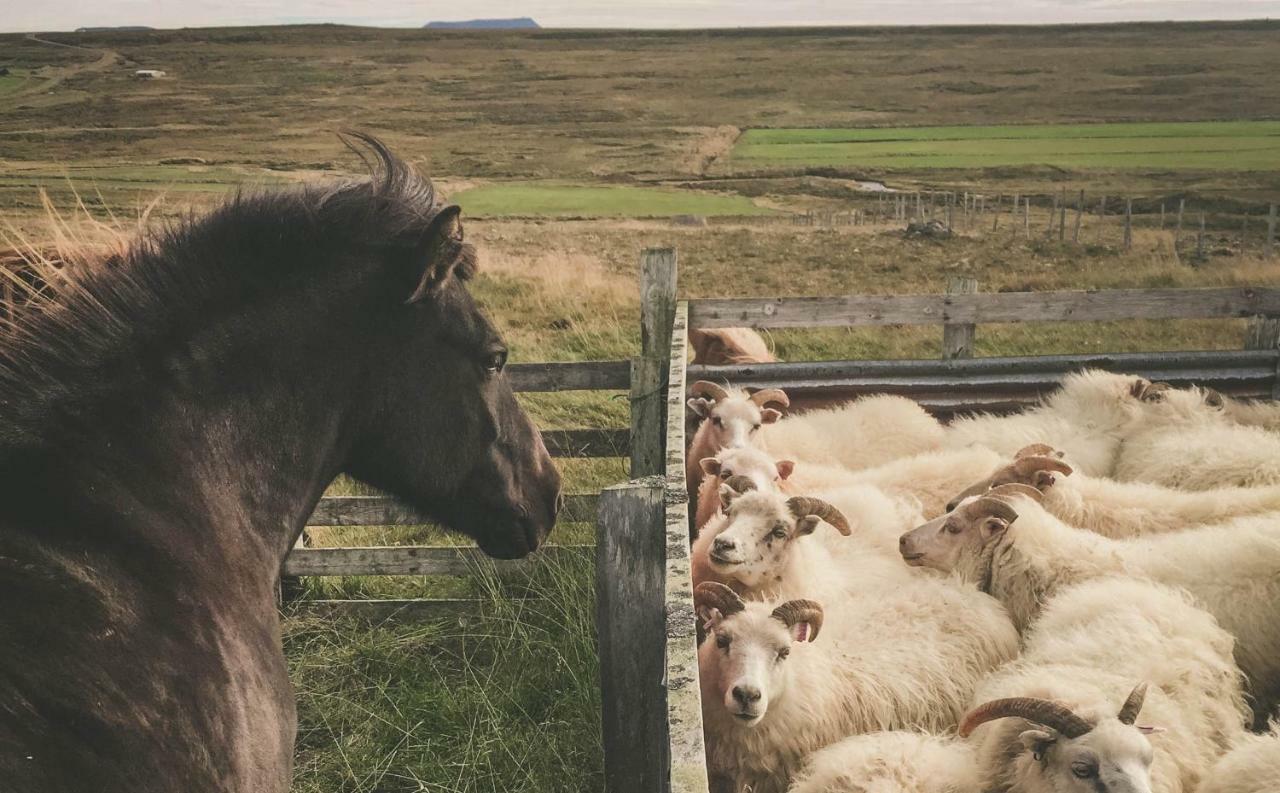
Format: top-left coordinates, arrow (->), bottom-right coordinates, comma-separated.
787,621 -> 815,643
1032,470 -> 1058,489
697,605 -> 724,632
794,516 -> 820,537
761,408 -> 782,424
700,458 -> 722,476
776,460 -> 795,480
1018,729 -> 1056,760
688,398 -> 713,418
980,517 -> 1011,541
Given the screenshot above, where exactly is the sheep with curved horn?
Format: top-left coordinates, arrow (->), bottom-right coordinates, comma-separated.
684,381 -> 785,521
945,444 -> 1280,538
696,564 -> 1017,793
900,484 -> 1280,718
963,575 -> 1248,793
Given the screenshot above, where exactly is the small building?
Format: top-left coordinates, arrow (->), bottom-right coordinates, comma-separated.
134,69 -> 166,79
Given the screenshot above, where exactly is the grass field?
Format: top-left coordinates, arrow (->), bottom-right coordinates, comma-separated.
2,19 -> 1280,793
453,182 -> 772,217
734,121 -> 1280,170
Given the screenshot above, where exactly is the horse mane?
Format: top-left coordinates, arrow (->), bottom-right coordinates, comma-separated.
0,132 -> 454,446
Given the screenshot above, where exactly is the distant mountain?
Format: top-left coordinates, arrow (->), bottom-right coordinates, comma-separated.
75,26 -> 154,32
424,17 -> 539,29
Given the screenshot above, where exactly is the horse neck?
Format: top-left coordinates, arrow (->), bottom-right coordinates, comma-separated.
17,285 -> 367,583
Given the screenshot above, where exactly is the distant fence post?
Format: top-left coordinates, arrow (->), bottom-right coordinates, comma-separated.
596,479 -> 668,793
942,276 -> 978,360
631,248 -> 678,477
1124,198 -> 1133,250
1267,204 -> 1277,259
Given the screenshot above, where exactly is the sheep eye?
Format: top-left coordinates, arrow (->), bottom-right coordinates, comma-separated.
770,526 -> 789,540
715,634 -> 731,650
720,471 -> 731,480
751,424 -> 761,432
1070,762 -> 1096,779
776,647 -> 790,662
946,521 -> 964,535
712,417 -> 723,428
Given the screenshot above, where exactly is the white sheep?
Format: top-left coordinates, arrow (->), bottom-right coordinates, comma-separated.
695,580 -> 1019,793
685,381 -> 789,507
898,487 -> 1280,717
694,445 -> 1004,531
947,444 -> 1280,539
760,393 -> 945,471
943,369 -> 1157,477
1197,725 -> 1280,793
1113,402 -> 1280,490
787,731 -> 977,793
964,576 -> 1249,793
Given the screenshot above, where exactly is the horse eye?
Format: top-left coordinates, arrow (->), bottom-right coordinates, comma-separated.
483,350 -> 507,375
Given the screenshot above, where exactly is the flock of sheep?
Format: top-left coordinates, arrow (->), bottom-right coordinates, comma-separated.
683,370 -> 1280,793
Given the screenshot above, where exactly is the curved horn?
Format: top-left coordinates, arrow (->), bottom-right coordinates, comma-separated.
1013,456 -> 1074,478
770,599 -> 824,641
748,388 -> 790,409
1117,682 -> 1148,725
1015,443 -> 1060,459
723,475 -> 758,494
1131,379 -> 1172,403
786,497 -> 851,535
988,483 -> 1044,502
960,697 -> 1094,739
971,496 -> 1020,524
695,582 -> 745,619
689,381 -> 729,403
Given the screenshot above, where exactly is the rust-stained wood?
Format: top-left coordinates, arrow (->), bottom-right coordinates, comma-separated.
282,544 -> 590,577
688,287 -> 1280,329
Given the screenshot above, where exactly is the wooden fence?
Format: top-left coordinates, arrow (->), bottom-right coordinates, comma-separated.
592,254 -> 1279,793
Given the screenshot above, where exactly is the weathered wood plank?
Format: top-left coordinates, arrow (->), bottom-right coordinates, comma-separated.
282,544 -> 591,577
597,481 -> 668,793
941,276 -> 978,360
307,493 -> 598,526
631,248 -> 679,477
663,300 -> 711,793
542,428 -> 630,458
688,287 -> 1280,329
507,359 -> 631,392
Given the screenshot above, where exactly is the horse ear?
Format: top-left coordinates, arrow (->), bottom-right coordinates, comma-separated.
407,205 -> 466,303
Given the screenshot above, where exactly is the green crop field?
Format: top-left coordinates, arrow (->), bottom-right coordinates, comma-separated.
733,121 -> 1280,170
453,182 -> 772,217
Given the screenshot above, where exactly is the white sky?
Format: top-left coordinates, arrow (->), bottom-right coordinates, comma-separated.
3,0 -> 1279,33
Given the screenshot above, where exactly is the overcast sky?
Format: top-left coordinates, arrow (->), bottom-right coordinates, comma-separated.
5,0 -> 1279,33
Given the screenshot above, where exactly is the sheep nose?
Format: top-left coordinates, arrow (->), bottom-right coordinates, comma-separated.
732,685 -> 761,706
713,537 -> 736,552
899,535 -> 910,551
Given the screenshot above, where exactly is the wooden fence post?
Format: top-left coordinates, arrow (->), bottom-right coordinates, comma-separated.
1023,197 -> 1030,239
1176,198 -> 1185,241
1123,199 -> 1133,250
1197,214 -> 1206,261
597,480 -> 668,793
1072,190 -> 1083,243
942,276 -> 978,359
631,248 -> 678,477
1267,204 -> 1277,259
1097,195 -> 1107,243
1058,189 -> 1066,242
1244,314 -> 1280,400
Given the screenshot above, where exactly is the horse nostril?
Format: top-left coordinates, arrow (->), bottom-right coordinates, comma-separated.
732,685 -> 761,705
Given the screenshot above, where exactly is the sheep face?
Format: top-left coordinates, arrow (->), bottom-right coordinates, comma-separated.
899,492 -> 1022,573
688,394 -> 777,451
705,490 -> 850,589
695,586 -> 823,727
964,685 -> 1159,793
701,447 -> 794,494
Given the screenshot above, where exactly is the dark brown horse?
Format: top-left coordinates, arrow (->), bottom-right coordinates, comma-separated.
0,134 -> 560,792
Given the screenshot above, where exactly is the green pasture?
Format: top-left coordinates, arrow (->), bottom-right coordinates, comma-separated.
453,182 -> 772,218
734,121 -> 1280,171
